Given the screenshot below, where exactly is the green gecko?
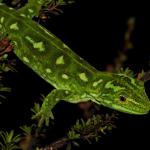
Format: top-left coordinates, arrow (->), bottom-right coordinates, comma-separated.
0,0 -> 150,126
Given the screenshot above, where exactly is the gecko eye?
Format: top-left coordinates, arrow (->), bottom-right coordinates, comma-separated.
119,95 -> 126,102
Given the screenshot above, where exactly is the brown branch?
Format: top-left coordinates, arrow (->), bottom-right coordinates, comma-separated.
40,137 -> 70,150
40,114 -> 117,150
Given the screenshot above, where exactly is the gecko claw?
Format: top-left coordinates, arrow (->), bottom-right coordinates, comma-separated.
32,110 -> 54,127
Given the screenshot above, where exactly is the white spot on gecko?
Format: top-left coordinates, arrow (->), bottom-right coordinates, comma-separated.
81,93 -> 87,98
38,0 -> 43,4
93,79 -> 103,87
91,93 -> 98,97
33,65 -> 38,70
12,41 -> 18,46
78,73 -> 88,82
20,14 -> 26,17
33,42 -> 45,52
0,17 -> 4,23
25,36 -> 45,52
46,68 -> 52,73
56,98 -> 59,101
9,7 -> 13,10
23,57 -> 30,63
25,36 -> 34,43
28,8 -> 34,13
10,22 -> 19,30
65,90 -> 69,94
62,74 -> 69,79
27,15 -> 31,18
105,81 -> 125,92
56,55 -> 65,65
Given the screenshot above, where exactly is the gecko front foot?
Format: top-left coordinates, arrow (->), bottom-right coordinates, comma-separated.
38,112 -> 54,127
32,89 -> 74,127
32,108 -> 54,127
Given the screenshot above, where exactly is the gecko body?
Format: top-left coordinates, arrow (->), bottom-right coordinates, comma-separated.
0,1 -> 150,126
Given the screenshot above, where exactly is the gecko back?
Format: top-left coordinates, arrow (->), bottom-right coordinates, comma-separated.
0,3 -> 99,90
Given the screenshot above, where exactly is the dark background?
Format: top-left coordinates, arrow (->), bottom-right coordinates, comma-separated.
0,0 -> 150,149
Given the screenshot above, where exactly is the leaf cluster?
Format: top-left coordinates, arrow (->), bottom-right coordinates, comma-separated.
0,130 -> 21,150
67,113 -> 117,143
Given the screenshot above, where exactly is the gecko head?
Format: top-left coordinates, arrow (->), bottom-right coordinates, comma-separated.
95,73 -> 150,115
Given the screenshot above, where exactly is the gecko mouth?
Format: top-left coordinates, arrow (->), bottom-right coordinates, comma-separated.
92,93 -> 150,115
110,103 -> 150,115
98,98 -> 150,115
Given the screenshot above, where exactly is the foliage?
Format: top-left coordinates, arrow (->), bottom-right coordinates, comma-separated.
0,130 -> 21,150
40,113 -> 117,149
0,0 -> 148,149
0,35 -> 16,103
31,103 -> 41,118
39,0 -> 74,20
20,125 -> 33,136
0,64 -> 11,102
67,113 -> 116,143
0,79 -> 10,103
117,67 -> 135,77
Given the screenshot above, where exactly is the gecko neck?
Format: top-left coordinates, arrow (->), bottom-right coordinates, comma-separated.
88,71 -> 114,93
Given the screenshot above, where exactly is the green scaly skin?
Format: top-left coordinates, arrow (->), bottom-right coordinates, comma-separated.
0,1 -> 150,126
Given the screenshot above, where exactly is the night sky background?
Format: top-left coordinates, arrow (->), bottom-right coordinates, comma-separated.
0,0 -> 150,149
